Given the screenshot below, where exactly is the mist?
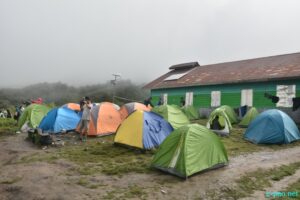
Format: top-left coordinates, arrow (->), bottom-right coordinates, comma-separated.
1,0 -> 300,88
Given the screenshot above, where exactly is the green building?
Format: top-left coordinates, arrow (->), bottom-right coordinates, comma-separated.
144,53 -> 300,119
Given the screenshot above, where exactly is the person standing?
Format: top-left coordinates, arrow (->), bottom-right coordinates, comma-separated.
144,97 -> 154,107
157,96 -> 163,106
14,105 -> 22,121
79,97 -> 92,142
180,97 -> 186,107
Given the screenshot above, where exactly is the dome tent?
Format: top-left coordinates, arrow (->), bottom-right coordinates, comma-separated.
119,102 -> 151,121
207,109 -> 231,136
181,105 -> 199,120
244,109 -> 300,144
83,102 -> 122,136
18,104 -> 51,129
216,105 -> 238,124
62,103 -> 81,112
39,107 -> 81,133
151,124 -> 228,178
114,110 -> 173,149
152,105 -> 189,129
239,107 -> 259,127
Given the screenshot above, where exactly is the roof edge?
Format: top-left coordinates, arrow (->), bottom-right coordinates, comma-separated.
149,76 -> 300,90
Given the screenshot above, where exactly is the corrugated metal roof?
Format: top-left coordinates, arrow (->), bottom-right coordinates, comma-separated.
144,52 -> 300,89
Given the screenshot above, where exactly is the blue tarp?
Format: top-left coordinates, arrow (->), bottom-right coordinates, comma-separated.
142,112 -> 174,149
244,109 -> 300,144
39,107 -> 81,133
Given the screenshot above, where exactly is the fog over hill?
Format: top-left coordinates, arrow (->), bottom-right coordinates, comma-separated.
0,81 -> 149,108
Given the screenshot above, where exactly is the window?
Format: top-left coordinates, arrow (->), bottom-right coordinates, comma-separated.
185,92 -> 193,106
163,93 -> 168,105
276,85 -> 295,107
241,89 -> 253,106
211,91 -> 221,107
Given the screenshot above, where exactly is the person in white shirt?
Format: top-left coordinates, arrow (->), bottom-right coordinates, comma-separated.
78,97 -> 92,142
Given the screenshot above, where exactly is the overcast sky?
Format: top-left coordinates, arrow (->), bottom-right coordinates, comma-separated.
1,0 -> 300,88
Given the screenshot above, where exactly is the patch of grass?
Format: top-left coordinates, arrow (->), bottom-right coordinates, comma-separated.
76,177 -> 104,189
122,185 -> 148,199
270,163 -> 300,181
9,135 -> 154,176
0,176 -> 22,184
0,118 -> 18,137
88,184 -> 99,189
203,190 -> 217,200
15,152 -> 59,165
219,162 -> 300,199
220,125 -> 266,156
102,185 -> 147,200
267,140 -> 300,151
102,190 -> 118,200
76,178 -> 89,187
284,179 -> 300,199
57,137 -> 154,176
0,118 -> 17,127
76,166 -> 99,176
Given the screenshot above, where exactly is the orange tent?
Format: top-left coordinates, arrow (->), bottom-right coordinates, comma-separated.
119,102 -> 151,120
62,103 -> 81,112
87,102 -> 122,136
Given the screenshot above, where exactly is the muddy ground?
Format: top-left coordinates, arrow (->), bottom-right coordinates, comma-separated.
0,133 -> 300,200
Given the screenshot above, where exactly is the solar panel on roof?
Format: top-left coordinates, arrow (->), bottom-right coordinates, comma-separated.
164,71 -> 190,81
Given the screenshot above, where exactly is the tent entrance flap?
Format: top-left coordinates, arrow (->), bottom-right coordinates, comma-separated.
168,134 -> 184,168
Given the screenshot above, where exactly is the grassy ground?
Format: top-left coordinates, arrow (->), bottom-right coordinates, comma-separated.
0,177 -> 23,185
16,134 -> 155,176
13,118 -> 300,178
2,117 -> 300,199
285,179 -> 300,199
205,162 -> 300,199
56,136 -> 155,176
102,185 -> 149,200
0,118 -> 18,137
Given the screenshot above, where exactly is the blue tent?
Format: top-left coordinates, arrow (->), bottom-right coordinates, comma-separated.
244,109 -> 300,144
114,110 -> 174,149
39,107 -> 81,133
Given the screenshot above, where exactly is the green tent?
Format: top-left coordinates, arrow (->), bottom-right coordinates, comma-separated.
207,107 -> 235,136
239,107 -> 259,127
18,104 -> 51,129
152,105 -> 190,129
216,105 -> 238,124
181,105 -> 199,120
151,124 -> 228,178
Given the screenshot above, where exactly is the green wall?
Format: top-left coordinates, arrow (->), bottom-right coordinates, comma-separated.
150,80 -> 300,109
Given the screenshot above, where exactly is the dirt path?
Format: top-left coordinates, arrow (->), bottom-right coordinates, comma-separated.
242,169 -> 300,200
0,134 -> 300,200
0,134 -> 91,200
